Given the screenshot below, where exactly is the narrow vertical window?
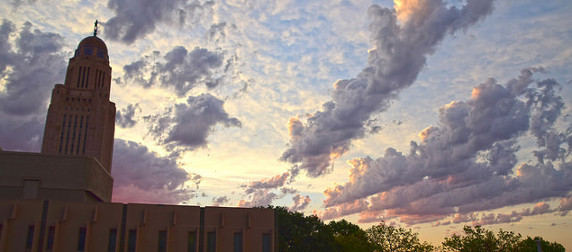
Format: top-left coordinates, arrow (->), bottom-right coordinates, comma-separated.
59,115 -> 66,153
82,116 -> 89,154
187,231 -> 196,252
207,232 -> 216,252
100,70 -> 104,87
70,115 -> 78,154
65,116 -> 72,154
81,66 -> 87,88
26,225 -> 34,250
102,72 -> 106,87
95,69 -> 99,87
46,226 -> 55,250
76,66 -> 83,88
233,232 -> 243,252
85,67 -> 91,88
128,229 -> 137,252
262,233 -> 271,252
76,115 -> 84,154
107,228 -> 117,252
77,227 -> 86,251
158,230 -> 167,252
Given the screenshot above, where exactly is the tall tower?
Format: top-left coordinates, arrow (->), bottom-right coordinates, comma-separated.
41,26 -> 115,172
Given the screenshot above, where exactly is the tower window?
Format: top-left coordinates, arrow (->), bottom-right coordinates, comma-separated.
82,116 -> 89,154
85,67 -> 91,88
71,115 -> 78,154
59,115 -> 66,153
65,116 -> 72,154
77,66 -> 83,88
77,116 -> 84,154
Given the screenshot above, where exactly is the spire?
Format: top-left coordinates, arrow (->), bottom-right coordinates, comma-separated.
94,20 -> 98,37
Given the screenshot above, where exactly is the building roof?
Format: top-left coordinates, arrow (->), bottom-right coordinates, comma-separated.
78,35 -> 108,55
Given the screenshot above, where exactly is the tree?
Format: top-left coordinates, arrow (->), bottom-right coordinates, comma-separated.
269,206 -> 338,252
442,225 -> 507,252
367,222 -> 435,252
442,225 -> 565,252
517,237 -> 565,252
328,219 -> 374,252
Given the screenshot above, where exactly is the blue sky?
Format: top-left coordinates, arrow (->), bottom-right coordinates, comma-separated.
1,0 -> 571,248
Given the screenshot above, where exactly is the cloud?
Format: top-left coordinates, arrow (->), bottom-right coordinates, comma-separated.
238,189 -> 278,208
281,0 -> 494,177
212,196 -> 230,206
244,172 -> 289,194
104,0 -> 214,44
559,195 -> 572,216
122,46 -> 227,97
444,202 -> 554,226
144,93 -> 241,151
320,69 -> 572,224
206,22 -> 237,42
111,139 -> 201,204
238,172 -> 295,208
116,103 -> 141,128
0,20 -> 66,151
289,194 -> 311,212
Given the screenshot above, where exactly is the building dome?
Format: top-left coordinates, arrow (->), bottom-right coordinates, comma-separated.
78,36 -> 107,52
75,36 -> 108,60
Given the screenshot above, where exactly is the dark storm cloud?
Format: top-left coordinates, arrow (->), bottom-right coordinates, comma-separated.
145,93 -> 241,150
0,20 -> 66,151
122,46 -> 226,97
104,0 -> 214,44
281,0 -> 494,177
319,69 -> 572,225
112,139 -> 201,204
116,103 -> 141,128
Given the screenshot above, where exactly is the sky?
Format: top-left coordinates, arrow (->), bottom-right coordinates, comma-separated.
1,0 -> 571,248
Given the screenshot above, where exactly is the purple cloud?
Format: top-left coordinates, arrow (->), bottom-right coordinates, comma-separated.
281,0 -> 494,177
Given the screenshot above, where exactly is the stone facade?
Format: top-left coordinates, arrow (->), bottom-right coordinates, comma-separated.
0,151 -> 113,202
0,200 -> 275,252
0,33 -> 276,252
41,36 -> 115,173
